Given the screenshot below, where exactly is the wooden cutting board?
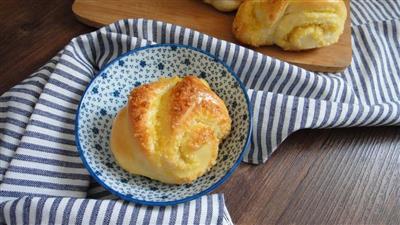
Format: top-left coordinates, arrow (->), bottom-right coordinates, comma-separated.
72,0 -> 352,72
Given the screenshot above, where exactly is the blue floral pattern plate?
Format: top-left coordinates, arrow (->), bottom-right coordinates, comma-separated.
75,44 -> 252,206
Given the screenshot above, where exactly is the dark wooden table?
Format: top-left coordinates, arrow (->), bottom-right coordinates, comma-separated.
1,1 -> 400,224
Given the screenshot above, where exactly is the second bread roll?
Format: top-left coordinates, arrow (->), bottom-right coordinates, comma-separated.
233,0 -> 347,50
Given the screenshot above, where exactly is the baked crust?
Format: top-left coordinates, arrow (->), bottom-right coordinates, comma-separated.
111,76 -> 232,184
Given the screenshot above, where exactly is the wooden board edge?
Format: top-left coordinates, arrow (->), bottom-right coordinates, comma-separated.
72,2 -> 106,28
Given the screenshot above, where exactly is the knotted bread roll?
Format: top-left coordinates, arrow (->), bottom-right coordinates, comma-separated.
110,76 -> 231,184
233,0 -> 347,50
203,0 -> 243,12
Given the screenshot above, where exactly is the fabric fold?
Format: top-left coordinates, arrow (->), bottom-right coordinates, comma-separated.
0,195 -> 230,225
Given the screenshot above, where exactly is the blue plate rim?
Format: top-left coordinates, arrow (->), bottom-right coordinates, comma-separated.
75,43 -> 253,206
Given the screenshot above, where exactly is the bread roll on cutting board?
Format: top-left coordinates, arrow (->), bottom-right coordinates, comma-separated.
233,0 -> 347,50
203,0 -> 243,11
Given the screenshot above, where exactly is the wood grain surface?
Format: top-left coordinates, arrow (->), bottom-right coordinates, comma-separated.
72,0 -> 352,73
1,1 -> 400,224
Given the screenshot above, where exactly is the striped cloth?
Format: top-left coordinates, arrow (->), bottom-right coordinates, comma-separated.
1,0 -> 399,224
0,195 -> 230,225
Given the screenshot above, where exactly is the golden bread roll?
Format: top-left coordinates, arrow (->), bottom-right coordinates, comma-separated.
232,0 -> 347,50
110,76 -> 232,184
203,0 -> 243,12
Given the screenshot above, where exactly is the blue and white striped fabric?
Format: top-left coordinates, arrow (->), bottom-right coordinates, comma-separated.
0,195 -> 230,225
1,0 -> 399,224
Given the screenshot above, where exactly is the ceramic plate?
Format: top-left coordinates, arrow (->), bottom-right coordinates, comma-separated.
75,44 -> 252,205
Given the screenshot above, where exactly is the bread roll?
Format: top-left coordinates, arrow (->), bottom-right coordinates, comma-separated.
110,76 -> 232,184
203,0 -> 243,12
232,0 -> 347,50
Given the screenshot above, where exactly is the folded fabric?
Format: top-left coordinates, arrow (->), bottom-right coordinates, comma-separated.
0,195 -> 231,225
0,0 -> 399,224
